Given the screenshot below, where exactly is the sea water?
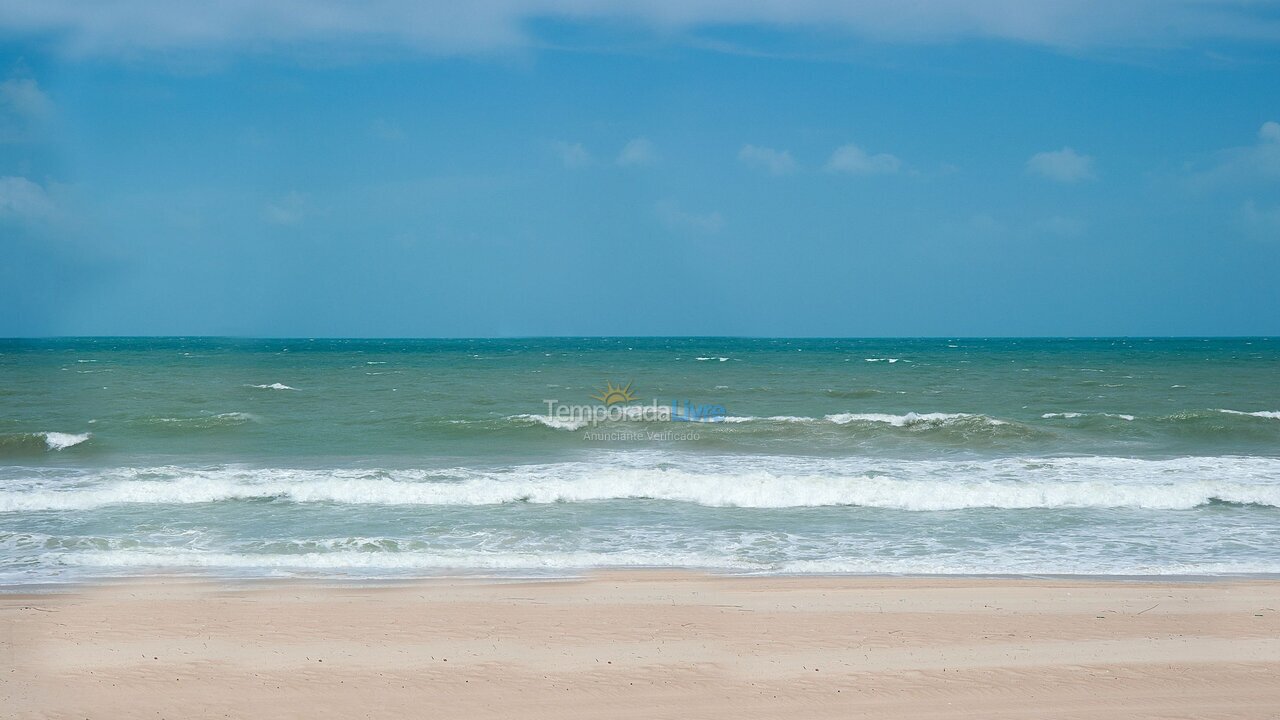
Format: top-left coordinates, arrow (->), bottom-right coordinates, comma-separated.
2,337 -> 1278,582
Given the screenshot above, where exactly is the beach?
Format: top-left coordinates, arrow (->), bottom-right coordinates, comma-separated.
5,573 -> 1280,719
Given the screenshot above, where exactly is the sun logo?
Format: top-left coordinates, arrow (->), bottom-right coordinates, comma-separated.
591,380 -> 638,406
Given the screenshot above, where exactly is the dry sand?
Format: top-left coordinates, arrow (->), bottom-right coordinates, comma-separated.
3,572 -> 1279,719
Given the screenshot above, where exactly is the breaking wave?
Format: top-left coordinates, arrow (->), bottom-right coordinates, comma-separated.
1043,412 -> 1136,421
0,432 -> 91,456
42,432 -> 91,451
4,456 -> 1279,512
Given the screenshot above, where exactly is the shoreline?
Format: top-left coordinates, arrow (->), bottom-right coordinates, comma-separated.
5,571 -> 1279,718
7,568 -> 1280,593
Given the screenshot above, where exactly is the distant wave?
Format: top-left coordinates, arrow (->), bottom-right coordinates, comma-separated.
249,383 -> 297,391
823,388 -> 884,399
825,412 -> 1003,427
714,412 -> 1006,427
508,414 -> 591,431
5,456 -> 1279,512
1219,409 -> 1280,420
142,412 -> 259,429
695,356 -> 730,362
1042,412 -> 1136,421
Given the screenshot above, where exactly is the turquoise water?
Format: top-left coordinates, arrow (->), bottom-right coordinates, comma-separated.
2,337 -> 1279,582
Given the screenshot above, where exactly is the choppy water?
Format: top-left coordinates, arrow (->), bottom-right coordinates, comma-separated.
2,337 -> 1278,582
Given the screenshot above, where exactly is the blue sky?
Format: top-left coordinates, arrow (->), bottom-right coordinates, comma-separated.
2,2 -> 1279,336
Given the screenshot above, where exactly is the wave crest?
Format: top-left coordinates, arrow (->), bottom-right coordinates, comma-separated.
4,456 -> 1278,512
1219,409 -> 1280,420
0,432 -> 91,456
43,432 -> 91,450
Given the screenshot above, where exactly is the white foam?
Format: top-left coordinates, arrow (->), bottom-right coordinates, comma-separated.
62,549 -> 756,572
152,412 -> 258,426
695,357 -> 730,362
1219,409 -> 1280,419
864,358 -> 902,363
825,412 -> 1005,426
41,432 -> 90,451
51,548 -> 1280,578
509,414 -> 589,431
718,412 -> 1007,427
1042,412 -> 1135,421
6,456 -> 1279,512
250,383 -> 297,391
775,558 -> 1280,576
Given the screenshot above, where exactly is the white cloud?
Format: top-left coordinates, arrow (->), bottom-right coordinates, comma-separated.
656,199 -> 723,234
0,77 -> 53,120
5,1 -> 1277,59
552,141 -> 591,168
263,191 -> 307,225
1026,147 -> 1096,183
825,143 -> 901,176
1191,121 -> 1280,186
0,74 -> 54,142
0,176 -> 55,220
616,137 -> 655,167
738,144 -> 797,175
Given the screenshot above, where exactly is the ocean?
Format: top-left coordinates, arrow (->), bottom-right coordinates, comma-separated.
2,337 -> 1278,583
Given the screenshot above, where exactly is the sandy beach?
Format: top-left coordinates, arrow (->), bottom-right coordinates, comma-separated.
3,573 -> 1278,719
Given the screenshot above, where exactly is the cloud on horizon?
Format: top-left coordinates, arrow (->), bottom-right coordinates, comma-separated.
0,76 -> 53,119
1027,147 -> 1096,183
1189,121 -> 1280,187
4,0 -> 1280,60
0,176 -> 56,221
825,143 -> 902,176
0,73 -> 54,142
616,138 -> 655,167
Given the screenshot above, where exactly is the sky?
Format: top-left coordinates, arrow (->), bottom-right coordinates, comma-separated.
1,1 -> 1279,337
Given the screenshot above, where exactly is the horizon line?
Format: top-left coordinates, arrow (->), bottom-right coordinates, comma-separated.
2,335 -> 1276,342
